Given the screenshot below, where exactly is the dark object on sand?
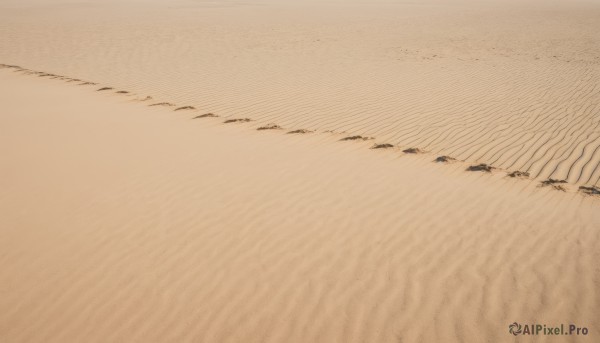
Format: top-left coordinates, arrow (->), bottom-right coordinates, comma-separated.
466,164 -> 494,172
224,118 -> 252,123
434,156 -> 456,163
507,171 -> 530,178
540,179 -> 568,192
287,129 -> 313,134
194,113 -> 218,119
371,143 -> 394,149
257,124 -> 282,130
579,186 -> 600,196
403,148 -> 423,154
175,106 -> 196,111
340,135 -> 373,141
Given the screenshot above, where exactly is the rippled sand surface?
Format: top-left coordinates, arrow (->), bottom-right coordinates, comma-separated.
1,0 -> 600,184
1,1 -> 600,342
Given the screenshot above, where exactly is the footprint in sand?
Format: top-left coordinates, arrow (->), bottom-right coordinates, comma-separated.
257,124 -> 283,131
371,143 -> 394,149
193,113 -> 218,119
287,129 -> 313,134
434,155 -> 456,163
38,73 -> 57,78
539,179 -> 568,191
340,135 -> 374,141
579,186 -> 600,196
507,171 -> 530,178
224,118 -> 252,124
175,106 -> 196,111
149,102 -> 176,107
403,148 -> 424,154
97,87 -> 114,91
466,164 -> 494,173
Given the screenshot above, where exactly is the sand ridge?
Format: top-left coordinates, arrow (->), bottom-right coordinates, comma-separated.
1,67 -> 599,343
1,1 -> 600,341
1,0 -> 599,184
2,63 -> 599,198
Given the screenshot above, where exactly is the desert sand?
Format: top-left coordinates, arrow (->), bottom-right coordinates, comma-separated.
1,0 -> 599,342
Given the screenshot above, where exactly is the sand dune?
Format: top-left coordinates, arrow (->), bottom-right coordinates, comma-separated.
1,0 -> 600,342
1,62 -> 599,343
1,0 -> 599,185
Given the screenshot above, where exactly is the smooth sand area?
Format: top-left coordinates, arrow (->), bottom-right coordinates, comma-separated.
1,67 -> 599,342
